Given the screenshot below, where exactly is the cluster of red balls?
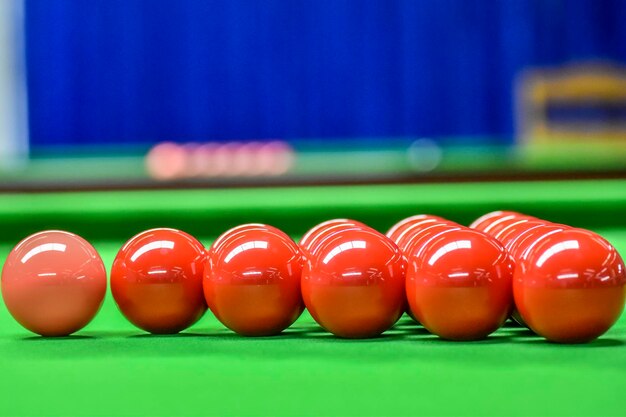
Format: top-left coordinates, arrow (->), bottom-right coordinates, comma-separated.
469,211 -> 626,343
1,212 -> 624,344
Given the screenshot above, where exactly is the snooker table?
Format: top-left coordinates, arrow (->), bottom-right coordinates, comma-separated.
0,178 -> 625,417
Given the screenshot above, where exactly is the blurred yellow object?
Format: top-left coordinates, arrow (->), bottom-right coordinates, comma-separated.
517,62 -> 626,143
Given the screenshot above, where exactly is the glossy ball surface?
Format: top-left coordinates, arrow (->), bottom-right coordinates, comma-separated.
470,211 -> 533,232
1,230 -> 106,336
299,219 -> 367,252
400,223 -> 461,255
111,228 -> 207,334
386,215 -> 447,243
501,224 -> 567,328
406,228 -> 514,340
485,217 -> 537,240
204,224 -> 304,336
482,215 -> 537,237
495,220 -> 548,247
301,221 -> 369,260
389,219 -> 458,324
513,229 -> 626,343
508,225 -> 567,260
302,228 -> 406,338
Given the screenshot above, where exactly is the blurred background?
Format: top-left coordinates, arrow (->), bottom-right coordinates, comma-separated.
1,0 -> 626,188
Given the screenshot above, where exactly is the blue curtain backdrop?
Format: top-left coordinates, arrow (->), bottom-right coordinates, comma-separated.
25,0 -> 626,147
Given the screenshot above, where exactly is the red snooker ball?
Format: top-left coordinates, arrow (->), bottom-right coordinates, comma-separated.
470,211 -> 534,232
204,224 -> 304,336
302,228 -> 406,338
1,230 -> 107,337
395,221 -> 460,253
513,228 -> 626,343
396,222 -> 461,323
299,219 -> 367,251
509,225 -> 568,261
485,217 -> 537,239
494,220 -> 548,247
300,220 -> 368,259
406,228 -> 514,340
386,214 -> 447,243
502,224 -> 567,328
111,228 -> 207,334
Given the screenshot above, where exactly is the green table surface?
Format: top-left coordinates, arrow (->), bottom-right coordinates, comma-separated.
1,179 -> 626,416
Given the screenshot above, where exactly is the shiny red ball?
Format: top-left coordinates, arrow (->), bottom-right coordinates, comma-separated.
111,228 -> 207,334
495,220 -> 548,247
302,228 -> 406,338
1,230 -> 107,337
386,214 -> 447,244
470,211 -> 534,232
299,219 -> 367,257
514,228 -> 626,343
204,224 -> 304,336
406,228 -> 514,340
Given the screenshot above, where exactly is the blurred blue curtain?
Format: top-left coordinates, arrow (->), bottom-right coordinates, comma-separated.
25,0 -> 626,146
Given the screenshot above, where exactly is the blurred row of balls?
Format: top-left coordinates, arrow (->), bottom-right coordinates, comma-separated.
146,140 -> 296,180
145,138 -> 445,180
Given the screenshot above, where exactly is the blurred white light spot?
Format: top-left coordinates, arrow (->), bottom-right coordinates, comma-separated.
407,138 -> 442,172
